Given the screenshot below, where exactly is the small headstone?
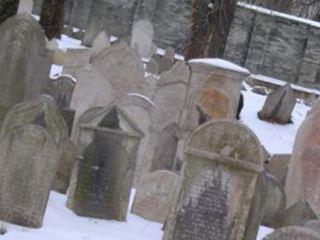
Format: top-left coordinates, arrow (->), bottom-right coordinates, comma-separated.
17,0 -> 33,14
265,154 -> 290,184
0,14 -> 51,121
163,120 -> 264,240
67,106 -> 143,221
131,170 -> 179,223
262,226 -> 320,240
0,125 -> 59,228
258,84 -> 296,124
146,58 -> 160,75
90,30 -> 111,59
130,19 -> 154,58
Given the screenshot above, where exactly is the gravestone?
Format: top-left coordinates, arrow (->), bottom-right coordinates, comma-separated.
265,154 -> 291,184
67,106 -> 143,221
17,0 -> 33,14
0,125 -> 59,228
90,31 -> 111,59
0,14 -> 51,121
285,106 -> 320,213
1,96 -> 72,193
70,42 -> 145,130
262,226 -> 320,240
43,75 -> 76,108
130,20 -> 154,58
163,120 -> 264,240
258,84 -> 296,124
184,59 -> 249,131
131,170 -> 179,223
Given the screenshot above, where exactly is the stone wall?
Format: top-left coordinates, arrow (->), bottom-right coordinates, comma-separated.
224,3 -> 320,90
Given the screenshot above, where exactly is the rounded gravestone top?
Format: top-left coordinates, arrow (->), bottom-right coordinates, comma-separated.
263,226 -> 320,240
189,58 -> 250,75
186,120 -> 264,166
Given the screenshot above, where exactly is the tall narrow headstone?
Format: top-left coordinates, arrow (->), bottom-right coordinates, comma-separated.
0,125 -> 59,228
67,106 -> 143,221
163,120 -> 264,240
0,14 -> 51,121
17,0 -> 33,14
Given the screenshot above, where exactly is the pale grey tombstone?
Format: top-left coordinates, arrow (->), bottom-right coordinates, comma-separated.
70,42 -> 146,136
131,170 -> 179,223
90,31 -> 111,59
0,14 -> 51,121
163,120 -> 264,240
130,19 -> 154,58
258,84 -> 296,124
18,0 -> 34,14
67,106 -> 143,221
262,226 -> 320,240
0,125 -> 59,228
1,96 -> 72,194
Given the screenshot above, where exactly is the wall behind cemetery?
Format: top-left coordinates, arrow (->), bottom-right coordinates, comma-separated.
224,3 -> 320,90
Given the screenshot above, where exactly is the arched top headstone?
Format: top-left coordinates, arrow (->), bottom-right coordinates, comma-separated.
263,226 -> 320,240
1,95 -> 68,144
78,105 -> 143,138
0,13 -> 47,53
185,120 -> 264,170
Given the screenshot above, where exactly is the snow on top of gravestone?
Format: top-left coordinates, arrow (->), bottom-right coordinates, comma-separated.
251,74 -> 320,96
189,58 -> 250,74
238,1 -> 320,29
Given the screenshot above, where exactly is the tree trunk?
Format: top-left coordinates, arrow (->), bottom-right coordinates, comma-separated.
185,0 -> 237,60
0,0 -> 19,25
40,0 -> 65,40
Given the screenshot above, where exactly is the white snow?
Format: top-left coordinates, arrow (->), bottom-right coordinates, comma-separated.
189,58 -> 250,74
238,1 -> 320,29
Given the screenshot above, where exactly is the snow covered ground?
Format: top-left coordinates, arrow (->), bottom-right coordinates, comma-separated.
3,34 -> 311,240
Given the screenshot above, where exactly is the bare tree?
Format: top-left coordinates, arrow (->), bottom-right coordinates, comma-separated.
40,0 -> 65,40
185,0 -> 237,60
0,0 -> 19,25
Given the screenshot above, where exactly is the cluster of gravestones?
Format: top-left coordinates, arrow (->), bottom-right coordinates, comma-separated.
1,6 -> 320,240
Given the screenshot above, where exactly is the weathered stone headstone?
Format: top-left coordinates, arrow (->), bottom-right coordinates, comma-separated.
146,57 -> 160,75
70,42 -> 145,130
67,106 -> 143,221
17,0 -> 33,14
285,105 -> 320,213
163,120 -> 264,240
131,170 -> 179,223
0,14 -> 51,121
262,226 -> 320,240
43,75 -> 76,108
130,19 -> 154,58
90,30 -> 111,59
265,154 -> 291,185
1,96 -> 72,193
258,84 -> 296,124
0,125 -> 59,228
183,59 -> 249,131
152,47 -> 176,74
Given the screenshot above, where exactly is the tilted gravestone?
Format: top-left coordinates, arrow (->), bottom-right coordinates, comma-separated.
0,14 -> 51,121
1,96 -> 72,194
67,106 -> 143,221
70,42 -> 146,134
163,120 -> 264,240
258,84 -> 296,124
183,59 -> 249,131
285,103 -> 320,213
262,226 -> 320,240
131,170 -> 179,223
0,125 -> 59,228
